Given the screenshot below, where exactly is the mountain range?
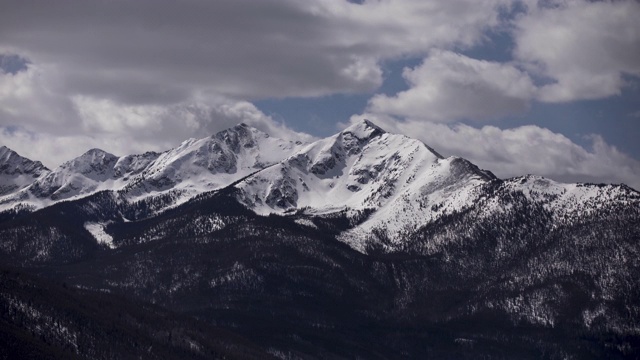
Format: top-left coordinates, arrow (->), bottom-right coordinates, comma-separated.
1,120 -> 639,359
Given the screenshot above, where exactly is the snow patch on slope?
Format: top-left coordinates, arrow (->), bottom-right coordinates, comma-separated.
84,222 -> 115,249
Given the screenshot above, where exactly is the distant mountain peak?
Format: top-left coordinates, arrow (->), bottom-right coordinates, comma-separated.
59,148 -> 118,175
0,145 -> 48,170
82,148 -> 115,156
0,146 -> 50,196
0,146 -> 48,175
60,148 -> 118,168
214,123 -> 260,150
341,119 -> 386,141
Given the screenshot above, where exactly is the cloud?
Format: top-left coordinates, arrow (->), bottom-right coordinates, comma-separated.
0,0 -> 510,167
0,0 -> 509,102
347,113 -> 640,190
0,0 -> 379,107
0,64 -> 314,167
368,50 -> 537,122
0,63 -> 77,134
514,0 -> 640,102
312,0 -> 509,57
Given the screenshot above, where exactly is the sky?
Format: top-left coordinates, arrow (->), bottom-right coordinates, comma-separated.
1,0 -> 639,189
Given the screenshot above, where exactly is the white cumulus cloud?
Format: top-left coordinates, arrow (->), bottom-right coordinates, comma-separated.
368,50 -> 537,122
0,65 -> 314,168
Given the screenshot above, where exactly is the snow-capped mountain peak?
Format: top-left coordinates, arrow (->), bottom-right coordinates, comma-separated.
113,151 -> 161,178
235,120 -> 485,220
230,119 -> 506,249
25,148 -> 122,200
122,124 -> 306,197
340,119 -> 386,141
0,146 -> 50,176
0,146 -> 50,196
61,148 -> 119,179
214,123 -> 259,150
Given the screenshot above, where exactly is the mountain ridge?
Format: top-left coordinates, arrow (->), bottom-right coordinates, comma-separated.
1,120 -> 637,252
2,120 -> 636,205
0,123 -> 307,215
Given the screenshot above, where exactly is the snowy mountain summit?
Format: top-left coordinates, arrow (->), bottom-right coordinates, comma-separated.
234,120 -> 501,248
237,119 -> 492,212
0,146 -> 50,196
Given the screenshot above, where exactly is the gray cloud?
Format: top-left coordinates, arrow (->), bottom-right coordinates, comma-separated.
0,0 -> 509,102
0,0 -> 359,101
